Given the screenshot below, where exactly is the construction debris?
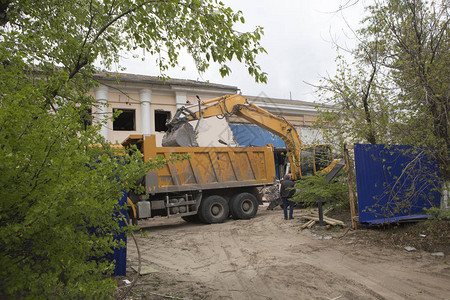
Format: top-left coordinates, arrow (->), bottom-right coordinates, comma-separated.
404,246 -> 417,252
264,183 -> 282,210
263,184 -> 279,201
299,208 -> 345,229
162,121 -> 198,147
301,215 -> 345,226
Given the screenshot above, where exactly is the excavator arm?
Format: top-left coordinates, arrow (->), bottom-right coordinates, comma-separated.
163,94 -> 336,179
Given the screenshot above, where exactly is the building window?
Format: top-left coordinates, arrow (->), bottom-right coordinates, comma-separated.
155,110 -> 171,132
79,107 -> 92,130
113,108 -> 135,131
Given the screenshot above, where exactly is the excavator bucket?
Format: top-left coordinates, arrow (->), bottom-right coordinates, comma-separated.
162,121 -> 199,147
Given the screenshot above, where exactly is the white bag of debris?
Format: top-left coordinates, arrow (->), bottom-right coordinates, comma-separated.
190,118 -> 238,147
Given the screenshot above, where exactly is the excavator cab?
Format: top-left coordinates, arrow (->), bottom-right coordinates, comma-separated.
299,145 -> 333,177
314,145 -> 334,172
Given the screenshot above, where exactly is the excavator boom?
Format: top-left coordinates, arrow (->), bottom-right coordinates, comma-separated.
163,94 -> 336,179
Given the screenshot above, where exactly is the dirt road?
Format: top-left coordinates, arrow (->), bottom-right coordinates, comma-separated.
126,206 -> 449,300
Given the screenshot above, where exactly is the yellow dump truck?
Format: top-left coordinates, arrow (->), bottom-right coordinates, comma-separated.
123,134 -> 276,224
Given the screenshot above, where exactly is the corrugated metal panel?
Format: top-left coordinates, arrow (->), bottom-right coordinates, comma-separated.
112,191 -> 127,276
354,144 -> 440,224
230,124 -> 286,148
88,158 -> 127,276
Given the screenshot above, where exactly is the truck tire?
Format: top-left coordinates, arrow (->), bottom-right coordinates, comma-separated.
198,195 -> 229,224
230,192 -> 258,220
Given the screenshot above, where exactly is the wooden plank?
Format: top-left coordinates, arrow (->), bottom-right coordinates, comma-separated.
300,219 -> 315,230
344,144 -> 358,230
299,208 -> 332,230
322,218 -> 345,226
301,215 -> 345,226
324,207 -> 334,215
301,216 -> 340,226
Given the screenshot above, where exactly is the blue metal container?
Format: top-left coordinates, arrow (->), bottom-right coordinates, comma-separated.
112,191 -> 127,276
354,144 -> 440,224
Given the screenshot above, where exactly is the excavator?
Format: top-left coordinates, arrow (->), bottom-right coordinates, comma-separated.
162,94 -> 340,180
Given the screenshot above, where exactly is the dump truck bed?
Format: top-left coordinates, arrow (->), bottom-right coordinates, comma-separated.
123,135 -> 276,194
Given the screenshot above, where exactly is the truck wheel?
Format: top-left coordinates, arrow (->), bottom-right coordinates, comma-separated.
230,192 -> 258,220
198,195 -> 229,224
181,214 -> 200,223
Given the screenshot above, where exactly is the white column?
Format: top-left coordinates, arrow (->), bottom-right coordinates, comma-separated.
95,85 -> 109,140
442,181 -> 449,211
140,88 -> 152,135
175,91 -> 187,109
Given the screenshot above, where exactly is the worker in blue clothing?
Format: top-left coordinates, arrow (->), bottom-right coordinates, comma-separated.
279,174 -> 295,220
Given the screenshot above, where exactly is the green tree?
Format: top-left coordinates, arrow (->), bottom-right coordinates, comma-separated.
316,54 -> 393,145
291,175 -> 348,209
0,0 -> 266,298
316,0 -> 449,209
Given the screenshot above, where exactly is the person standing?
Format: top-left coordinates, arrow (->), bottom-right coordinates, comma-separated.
280,174 -> 295,220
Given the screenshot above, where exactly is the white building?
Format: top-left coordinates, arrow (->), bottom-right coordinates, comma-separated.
91,72 -> 324,147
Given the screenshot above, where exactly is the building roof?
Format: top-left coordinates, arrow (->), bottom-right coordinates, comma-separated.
94,71 -> 238,92
244,94 -> 335,116
245,95 -> 316,107
93,71 -> 334,113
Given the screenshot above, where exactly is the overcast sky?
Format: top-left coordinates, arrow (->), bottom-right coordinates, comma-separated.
120,0 -> 368,102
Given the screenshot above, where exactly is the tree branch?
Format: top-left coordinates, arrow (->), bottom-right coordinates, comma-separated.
69,0 -> 163,79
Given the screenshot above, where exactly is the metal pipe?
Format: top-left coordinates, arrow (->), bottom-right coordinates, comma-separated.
194,95 -> 202,134
318,198 -> 325,226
